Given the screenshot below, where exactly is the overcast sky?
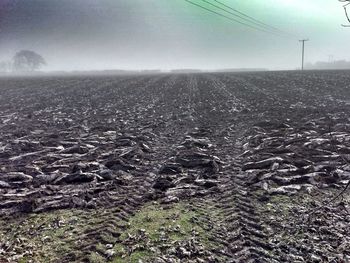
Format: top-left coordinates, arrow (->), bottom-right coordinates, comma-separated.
0,0 -> 349,71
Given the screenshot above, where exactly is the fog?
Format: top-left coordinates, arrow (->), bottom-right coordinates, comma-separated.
0,0 -> 349,71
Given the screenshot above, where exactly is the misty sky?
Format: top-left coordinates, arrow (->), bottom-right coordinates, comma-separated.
0,0 -> 349,71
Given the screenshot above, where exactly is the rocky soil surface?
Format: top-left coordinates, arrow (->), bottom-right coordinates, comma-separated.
0,71 -> 350,262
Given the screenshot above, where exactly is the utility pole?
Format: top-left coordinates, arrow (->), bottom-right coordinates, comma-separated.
328,55 -> 334,63
299,39 -> 309,71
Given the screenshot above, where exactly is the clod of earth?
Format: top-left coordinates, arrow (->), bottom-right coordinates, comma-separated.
1,71 -> 350,262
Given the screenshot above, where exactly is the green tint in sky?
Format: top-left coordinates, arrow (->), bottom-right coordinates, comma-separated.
0,0 -> 349,70
160,0 -> 350,69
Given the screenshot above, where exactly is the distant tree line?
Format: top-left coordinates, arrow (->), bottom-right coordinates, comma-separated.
0,50 -> 46,73
305,60 -> 350,70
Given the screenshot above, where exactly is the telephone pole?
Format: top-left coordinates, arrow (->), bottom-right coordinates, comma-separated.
328,55 -> 334,63
299,39 -> 309,71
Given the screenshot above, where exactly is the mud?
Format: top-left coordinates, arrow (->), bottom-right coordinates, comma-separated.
0,71 -> 350,262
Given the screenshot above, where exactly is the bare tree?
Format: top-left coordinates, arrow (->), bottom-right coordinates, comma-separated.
340,0 -> 350,26
13,50 -> 46,72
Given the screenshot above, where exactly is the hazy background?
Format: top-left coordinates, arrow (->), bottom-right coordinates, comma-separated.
0,0 -> 349,71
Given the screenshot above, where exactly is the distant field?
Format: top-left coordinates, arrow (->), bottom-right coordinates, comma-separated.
0,71 -> 350,262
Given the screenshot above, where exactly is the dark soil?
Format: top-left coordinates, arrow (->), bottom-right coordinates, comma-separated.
0,71 -> 350,262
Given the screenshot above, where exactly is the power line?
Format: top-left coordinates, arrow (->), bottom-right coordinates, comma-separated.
213,0 -> 289,35
185,0 -> 286,36
199,0 -> 283,35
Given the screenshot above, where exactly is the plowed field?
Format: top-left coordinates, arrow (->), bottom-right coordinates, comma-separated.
1,71 -> 350,262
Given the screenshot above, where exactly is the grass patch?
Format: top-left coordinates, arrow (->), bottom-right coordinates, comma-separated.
0,201 -> 225,262
111,201 -> 224,262
0,208 -> 107,263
